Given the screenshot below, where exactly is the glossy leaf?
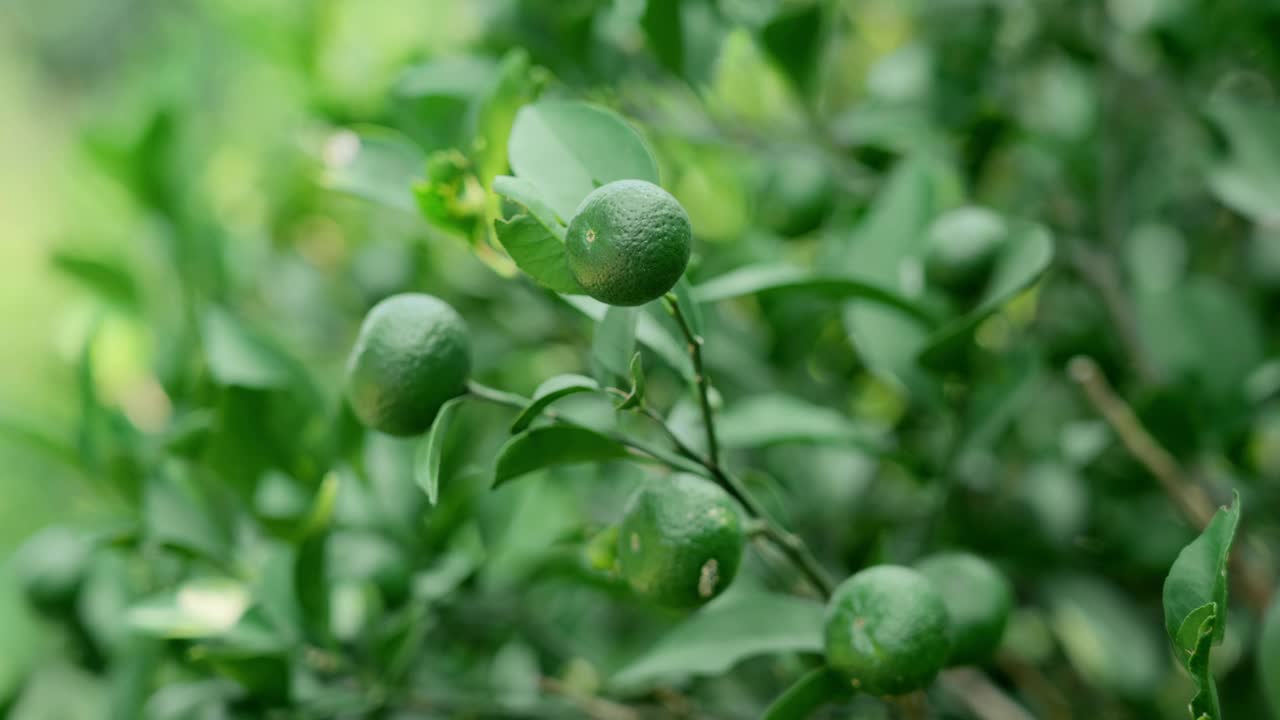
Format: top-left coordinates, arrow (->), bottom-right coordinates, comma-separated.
611,592 -> 825,688
1163,492 -> 1240,646
510,375 -> 601,434
415,397 -> 468,505
507,100 -> 660,219
763,667 -> 851,720
492,214 -> 586,294
493,426 -> 631,487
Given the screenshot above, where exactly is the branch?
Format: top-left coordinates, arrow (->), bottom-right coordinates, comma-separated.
663,295 -> 721,467
939,669 -> 1036,720
1067,356 -> 1273,612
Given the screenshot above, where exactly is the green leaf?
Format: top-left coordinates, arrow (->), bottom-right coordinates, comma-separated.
414,150 -> 486,238
494,175 -> 566,238
50,249 -> 141,310
1048,575 -> 1165,698
615,353 -> 646,410
563,295 -> 693,379
957,350 -> 1043,455
763,667 -> 852,720
507,100 -> 659,219
415,397 -> 468,505
642,0 -> 685,77
718,394 -> 888,452
472,49 -> 546,185
493,426 -> 631,487
918,224 -> 1055,370
610,592 -> 825,688
319,126 -> 424,213
592,306 -> 638,381
492,214 -> 586,294
201,306 -> 292,390
1261,594 -> 1280,719
760,2 -> 824,98
144,471 -> 232,562
1178,603 -> 1222,720
1205,97 -> 1280,226
693,264 -> 933,323
510,375 -> 601,434
1164,492 -> 1241,649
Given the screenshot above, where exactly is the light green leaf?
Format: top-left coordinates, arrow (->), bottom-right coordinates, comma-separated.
693,264 -> 933,323
493,426 -> 631,487
718,394 -> 887,452
611,592 -> 825,688
593,306 -> 638,381
1205,97 -> 1280,226
494,175 -> 566,238
616,353 -> 646,410
492,214 -> 586,294
319,126 -> 424,213
763,667 -> 852,720
201,307 -> 293,390
144,471 -> 231,562
918,224 -> 1055,370
415,397 -> 468,505
510,375 -> 601,434
1164,492 -> 1241,648
507,100 -> 659,219
563,295 -> 692,379
472,49 -> 546,185
1261,594 -> 1280,719
50,249 -> 141,310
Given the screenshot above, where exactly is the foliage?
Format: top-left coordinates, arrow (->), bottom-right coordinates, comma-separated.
2,0 -> 1280,718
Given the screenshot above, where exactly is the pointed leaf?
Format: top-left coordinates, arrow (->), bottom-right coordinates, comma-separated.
693,264 -> 932,323
493,426 -> 631,487
510,375 -> 601,434
493,214 -> 586,294
593,306 -> 638,381
415,397 -> 468,505
1163,492 -> 1241,648
764,667 -> 852,720
494,175 -> 566,238
616,353 -> 646,410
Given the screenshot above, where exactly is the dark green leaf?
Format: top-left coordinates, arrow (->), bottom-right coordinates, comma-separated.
610,592 -> 825,688
493,214 -> 586,294
760,2 -> 824,98
763,667 -> 852,720
510,375 -> 601,434
50,250 -> 140,310
693,264 -> 933,323
507,100 -> 659,219
642,0 -> 685,77
319,126 -> 424,213
1164,492 -> 1241,648
592,306 -> 638,381
416,397 -> 468,505
493,426 -> 631,487
1180,603 -> 1222,720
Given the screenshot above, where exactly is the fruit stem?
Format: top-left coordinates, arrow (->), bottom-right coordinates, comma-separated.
662,294 -> 720,468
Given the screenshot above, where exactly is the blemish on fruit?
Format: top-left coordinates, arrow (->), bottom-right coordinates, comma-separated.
586,228 -> 596,244
698,559 -> 720,598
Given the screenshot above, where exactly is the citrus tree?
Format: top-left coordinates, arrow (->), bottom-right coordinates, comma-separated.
3,1 -> 1280,719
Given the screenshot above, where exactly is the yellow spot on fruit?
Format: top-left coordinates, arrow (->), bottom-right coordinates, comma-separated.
698,559 -> 720,598
586,229 -> 596,244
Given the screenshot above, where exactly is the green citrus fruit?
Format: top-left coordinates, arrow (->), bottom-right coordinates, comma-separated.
617,474 -> 745,608
14,526 -> 93,614
915,552 -> 1013,665
757,146 -> 836,238
566,179 -> 693,306
923,206 -> 1007,293
824,565 -> 951,696
345,293 -> 471,436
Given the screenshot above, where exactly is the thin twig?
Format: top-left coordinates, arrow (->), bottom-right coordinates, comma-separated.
540,677 -> 640,720
1068,356 -> 1273,612
939,668 -> 1036,720
663,295 -> 721,468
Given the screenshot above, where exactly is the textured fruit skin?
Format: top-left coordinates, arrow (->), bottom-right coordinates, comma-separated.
915,552 -> 1013,666
345,293 -> 471,436
617,474 -> 744,608
15,526 -> 93,614
757,147 -> 836,238
566,180 -> 692,306
824,565 -> 952,696
923,206 -> 1007,293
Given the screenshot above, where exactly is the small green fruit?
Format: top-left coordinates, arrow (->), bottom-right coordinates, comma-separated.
617,474 -> 745,608
923,206 -> 1007,293
915,552 -> 1013,665
824,565 -> 951,696
345,293 -> 471,436
14,526 -> 94,614
566,180 -> 693,306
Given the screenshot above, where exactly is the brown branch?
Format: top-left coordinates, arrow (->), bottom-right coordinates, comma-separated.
1068,356 -> 1273,612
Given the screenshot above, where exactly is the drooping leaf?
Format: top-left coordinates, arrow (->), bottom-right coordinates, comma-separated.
507,100 -> 660,219
718,394 -> 888,452
918,224 -> 1055,370
693,264 -> 933,323
415,397 -> 468,505
592,306 -> 638,381
1164,492 -> 1241,647
763,667 -> 852,720
759,2 -> 824,98
493,426 -> 632,487
510,375 -> 601,434
611,592 -> 825,688
492,214 -> 586,294
642,0 -> 685,77
319,126 -> 424,213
